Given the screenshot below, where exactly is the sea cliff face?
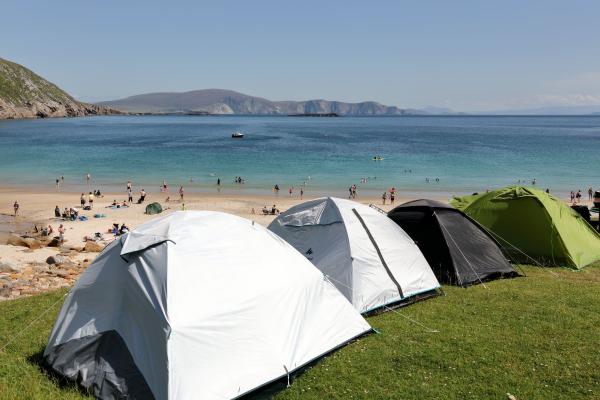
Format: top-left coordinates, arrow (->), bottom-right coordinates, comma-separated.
0,57 -> 120,120
99,89 -> 424,116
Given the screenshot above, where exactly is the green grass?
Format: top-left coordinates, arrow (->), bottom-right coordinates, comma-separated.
1,265 -> 599,399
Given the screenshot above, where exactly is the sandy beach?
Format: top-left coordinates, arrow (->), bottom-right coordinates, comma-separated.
0,186 -> 432,300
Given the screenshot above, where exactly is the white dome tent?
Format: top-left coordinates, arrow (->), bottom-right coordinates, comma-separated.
43,211 -> 371,400
268,197 -> 441,314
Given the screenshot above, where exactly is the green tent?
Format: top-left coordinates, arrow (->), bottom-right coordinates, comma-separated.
451,186 -> 600,269
145,202 -> 163,215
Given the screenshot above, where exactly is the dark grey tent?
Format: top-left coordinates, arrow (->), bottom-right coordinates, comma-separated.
387,199 -> 519,286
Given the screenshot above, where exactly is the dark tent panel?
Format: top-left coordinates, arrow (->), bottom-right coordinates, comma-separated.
388,199 -> 519,287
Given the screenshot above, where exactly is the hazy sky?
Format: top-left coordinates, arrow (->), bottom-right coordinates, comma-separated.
2,0 -> 600,111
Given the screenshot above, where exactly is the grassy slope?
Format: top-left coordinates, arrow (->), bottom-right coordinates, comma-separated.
0,265 -> 598,399
0,58 -> 74,106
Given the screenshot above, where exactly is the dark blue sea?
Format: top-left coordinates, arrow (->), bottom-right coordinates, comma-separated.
0,115 -> 599,198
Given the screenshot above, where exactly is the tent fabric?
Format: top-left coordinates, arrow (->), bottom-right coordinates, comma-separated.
451,186 -> 600,269
388,200 -> 518,286
44,211 -> 371,400
268,197 -> 440,313
144,202 -> 162,215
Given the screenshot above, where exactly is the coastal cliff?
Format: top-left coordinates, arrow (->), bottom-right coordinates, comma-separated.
99,89 -> 426,116
0,57 -> 120,120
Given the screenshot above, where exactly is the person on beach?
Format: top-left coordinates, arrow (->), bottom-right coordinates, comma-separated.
217,178 -> 221,186
86,173 -> 91,189
382,192 -> 387,205
58,224 -> 66,242
576,190 -> 582,203
182,203 -> 186,211
88,192 -> 94,209
289,187 -> 293,196
179,185 -> 184,201
61,175 -> 64,183
127,188 -> 133,203
138,189 -> 147,204
162,179 -> 168,192
127,181 -> 132,190
300,187 -> 304,199
13,201 -> 19,216
348,186 -> 353,199
390,191 -> 395,204
80,193 -> 86,207
54,205 -> 61,218
589,187 -> 593,201
56,178 -> 60,189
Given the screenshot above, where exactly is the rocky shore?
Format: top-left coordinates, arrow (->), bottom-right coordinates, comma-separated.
0,98 -> 122,120
0,233 -> 105,300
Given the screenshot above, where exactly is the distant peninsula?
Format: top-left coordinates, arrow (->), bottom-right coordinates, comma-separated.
98,89 -> 429,116
0,57 -> 120,120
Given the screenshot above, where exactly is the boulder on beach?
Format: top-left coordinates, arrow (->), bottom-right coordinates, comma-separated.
46,254 -> 67,265
83,241 -> 104,253
0,259 -> 20,272
6,234 -> 42,250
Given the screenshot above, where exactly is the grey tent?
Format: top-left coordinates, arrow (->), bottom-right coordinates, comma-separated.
387,199 -> 519,286
268,197 -> 440,313
43,211 -> 371,399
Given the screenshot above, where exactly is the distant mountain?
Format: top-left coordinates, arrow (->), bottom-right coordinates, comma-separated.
99,89 -> 428,116
0,57 -> 120,120
478,105 -> 600,116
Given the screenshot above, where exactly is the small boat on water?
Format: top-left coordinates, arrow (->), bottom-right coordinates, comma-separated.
232,132 -> 244,138
372,156 -> 385,161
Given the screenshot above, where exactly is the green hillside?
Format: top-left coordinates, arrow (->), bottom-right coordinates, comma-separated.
0,57 -> 118,119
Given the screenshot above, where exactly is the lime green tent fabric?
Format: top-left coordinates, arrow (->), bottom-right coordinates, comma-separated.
145,202 -> 163,215
450,186 -> 600,269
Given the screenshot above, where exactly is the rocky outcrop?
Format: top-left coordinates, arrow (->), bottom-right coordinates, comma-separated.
0,57 -> 122,120
6,234 -> 42,250
83,241 -> 104,253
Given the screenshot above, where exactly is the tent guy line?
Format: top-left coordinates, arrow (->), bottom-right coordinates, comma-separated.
324,274 -> 440,334
0,292 -> 68,353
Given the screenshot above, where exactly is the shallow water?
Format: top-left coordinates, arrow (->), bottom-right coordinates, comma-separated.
0,115 -> 599,198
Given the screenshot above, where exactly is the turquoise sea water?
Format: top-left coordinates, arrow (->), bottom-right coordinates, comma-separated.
0,115 -> 599,198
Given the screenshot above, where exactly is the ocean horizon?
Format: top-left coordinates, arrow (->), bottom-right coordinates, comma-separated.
0,114 -> 599,200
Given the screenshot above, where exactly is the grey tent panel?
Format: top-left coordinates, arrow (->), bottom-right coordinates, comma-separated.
44,330 -> 154,399
436,209 -> 517,285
